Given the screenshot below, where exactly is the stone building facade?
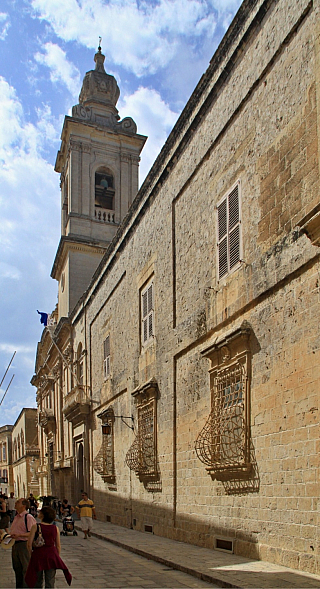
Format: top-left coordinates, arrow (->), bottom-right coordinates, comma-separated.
32,0 -> 320,575
12,409 -> 40,498
0,425 -> 13,495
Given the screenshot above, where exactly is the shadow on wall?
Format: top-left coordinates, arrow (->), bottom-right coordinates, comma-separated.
90,485 -> 261,559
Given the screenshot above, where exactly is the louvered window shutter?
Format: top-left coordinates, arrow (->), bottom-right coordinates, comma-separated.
142,290 -> 148,343
228,184 -> 240,270
218,199 -> 228,279
142,282 -> 154,344
217,182 -> 241,279
147,284 -> 153,338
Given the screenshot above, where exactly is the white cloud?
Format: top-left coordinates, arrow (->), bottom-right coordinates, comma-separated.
208,0 -> 242,30
0,76 -> 60,426
0,78 -> 59,165
120,86 -> 179,180
31,0 -> 218,76
35,43 -> 80,98
0,343 -> 35,355
0,396 -> 37,426
0,262 -> 21,280
0,12 -> 10,41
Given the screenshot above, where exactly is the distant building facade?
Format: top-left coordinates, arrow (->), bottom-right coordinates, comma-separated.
0,425 -> 13,495
12,409 -> 40,498
32,0 -> 320,575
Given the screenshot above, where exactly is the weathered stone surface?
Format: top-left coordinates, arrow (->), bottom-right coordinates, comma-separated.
32,0 -> 320,576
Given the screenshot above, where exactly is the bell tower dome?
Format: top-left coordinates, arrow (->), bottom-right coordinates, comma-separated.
52,45 -> 147,320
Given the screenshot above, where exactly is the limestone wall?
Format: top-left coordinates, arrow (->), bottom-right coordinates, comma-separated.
70,0 -> 319,574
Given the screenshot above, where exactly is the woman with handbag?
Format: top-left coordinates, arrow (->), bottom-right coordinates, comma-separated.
25,506 -> 72,588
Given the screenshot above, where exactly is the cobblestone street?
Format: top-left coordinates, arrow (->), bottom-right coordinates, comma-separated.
0,529 -> 219,589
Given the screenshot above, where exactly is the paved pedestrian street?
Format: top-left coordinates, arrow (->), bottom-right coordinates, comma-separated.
0,531 -> 219,589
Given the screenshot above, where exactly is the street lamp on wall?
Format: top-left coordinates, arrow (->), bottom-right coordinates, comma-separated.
102,415 -> 134,434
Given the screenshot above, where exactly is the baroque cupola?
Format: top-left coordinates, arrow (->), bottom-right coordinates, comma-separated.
78,46 -> 120,115
52,44 -> 147,320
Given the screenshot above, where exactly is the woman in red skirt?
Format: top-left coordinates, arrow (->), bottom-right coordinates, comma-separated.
25,506 -> 72,588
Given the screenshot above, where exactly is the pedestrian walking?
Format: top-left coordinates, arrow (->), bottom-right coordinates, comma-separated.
59,499 -> 74,519
28,495 -> 38,518
0,493 -> 10,533
75,492 -> 96,539
25,505 -> 72,588
10,498 -> 37,588
8,491 -> 17,523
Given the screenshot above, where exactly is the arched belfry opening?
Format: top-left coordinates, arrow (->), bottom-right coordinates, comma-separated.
95,168 -> 115,211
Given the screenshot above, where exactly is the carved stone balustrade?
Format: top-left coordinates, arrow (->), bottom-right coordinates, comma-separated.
62,385 -> 91,425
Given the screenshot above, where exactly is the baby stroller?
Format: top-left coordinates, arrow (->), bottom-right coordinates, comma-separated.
60,516 -> 77,536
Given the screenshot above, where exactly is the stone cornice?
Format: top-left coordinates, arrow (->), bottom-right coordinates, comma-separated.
51,235 -> 109,280
55,116 -> 147,173
299,205 -> 320,247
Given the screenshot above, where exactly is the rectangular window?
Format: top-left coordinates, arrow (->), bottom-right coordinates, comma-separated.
94,410 -> 115,482
2,445 -> 6,461
77,359 -> 84,386
125,381 -> 159,479
141,281 -> 154,346
196,326 -> 251,477
217,180 -> 241,280
137,400 -> 156,475
103,336 -> 111,379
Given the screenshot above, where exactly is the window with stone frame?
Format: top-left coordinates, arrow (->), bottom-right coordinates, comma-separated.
195,323 -> 251,477
94,409 -> 115,482
125,380 -> 158,479
217,180 -> 242,280
103,336 -> 111,380
17,435 -> 21,459
2,444 -> 6,461
76,343 -> 84,386
141,279 -> 154,347
20,430 -> 24,456
62,175 -> 69,223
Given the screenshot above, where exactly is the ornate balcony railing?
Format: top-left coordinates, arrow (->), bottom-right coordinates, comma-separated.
94,209 -> 117,223
39,409 -> 56,435
62,385 -> 91,424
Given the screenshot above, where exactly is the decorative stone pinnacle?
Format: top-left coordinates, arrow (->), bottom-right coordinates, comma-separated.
94,47 -> 106,73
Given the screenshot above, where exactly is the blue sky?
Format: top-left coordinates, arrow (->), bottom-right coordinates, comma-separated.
0,0 -> 242,427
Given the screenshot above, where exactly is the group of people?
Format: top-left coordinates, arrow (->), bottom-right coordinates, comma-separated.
0,490 -> 97,588
0,491 -> 17,531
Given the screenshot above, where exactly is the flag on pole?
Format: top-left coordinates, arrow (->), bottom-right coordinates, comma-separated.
37,310 -> 48,326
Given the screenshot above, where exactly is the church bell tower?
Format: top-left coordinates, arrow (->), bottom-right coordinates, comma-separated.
52,45 -> 147,319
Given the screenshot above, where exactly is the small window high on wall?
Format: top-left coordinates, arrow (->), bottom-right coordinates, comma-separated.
217,180 -> 242,280
141,280 -> 154,347
95,170 -> 115,210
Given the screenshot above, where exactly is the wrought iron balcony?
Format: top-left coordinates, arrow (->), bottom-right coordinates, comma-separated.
62,385 -> 91,424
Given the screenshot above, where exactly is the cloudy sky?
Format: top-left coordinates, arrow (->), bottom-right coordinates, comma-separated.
0,0 -> 242,427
